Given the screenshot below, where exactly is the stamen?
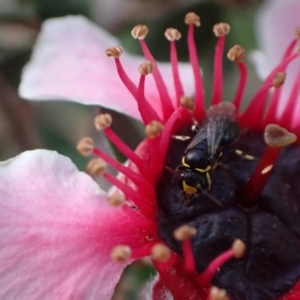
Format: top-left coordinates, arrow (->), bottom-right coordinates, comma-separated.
93,147 -> 156,201
86,158 -> 106,175
104,172 -> 156,218
181,95 -> 195,111
138,60 -> 155,75
165,28 -> 184,106
145,121 -> 164,138
174,225 -> 197,240
164,27 -> 181,41
196,239 -> 246,287
211,23 -> 230,106
159,106 -> 191,164
151,243 -> 171,262
242,124 -> 297,208
94,113 -> 112,130
243,47 -> 299,126
103,125 -> 153,182
262,73 -> 287,125
273,72 -> 287,89
132,25 -> 174,121
131,24 -> 149,40
280,69 -> 300,128
77,137 -> 94,156
174,225 -> 197,273
209,286 -> 229,300
108,194 -> 125,207
228,45 -> 247,113
105,46 -> 123,58
241,72 -> 285,128
212,23 -> 230,37
185,12 -> 201,27
106,47 -> 137,97
185,12 -> 205,120
153,259 -> 207,300
137,61 -> 163,124
110,245 -> 132,262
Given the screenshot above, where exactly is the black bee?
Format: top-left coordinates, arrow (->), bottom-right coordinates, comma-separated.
175,102 -> 240,206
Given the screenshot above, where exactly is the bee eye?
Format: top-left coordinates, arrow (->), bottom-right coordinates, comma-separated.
196,183 -> 202,189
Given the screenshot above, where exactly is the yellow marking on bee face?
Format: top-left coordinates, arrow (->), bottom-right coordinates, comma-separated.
183,181 -> 197,195
182,157 -> 190,168
195,165 -> 211,173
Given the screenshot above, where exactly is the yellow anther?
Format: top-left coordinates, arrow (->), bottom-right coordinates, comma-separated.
264,124 -> 297,147
151,243 -> 171,262
94,113 -> 112,130
131,24 -> 149,40
145,120 -> 164,138
110,245 -> 132,262
174,225 -> 197,241
105,46 -> 123,58
210,286 -> 230,300
185,12 -> 201,27
138,61 -> 155,75
86,158 -> 106,175
76,137 -> 94,156
273,72 -> 287,89
227,45 -> 244,62
232,239 -> 246,259
164,28 -> 181,41
213,22 -> 230,37
109,194 -> 125,207
180,95 -> 195,111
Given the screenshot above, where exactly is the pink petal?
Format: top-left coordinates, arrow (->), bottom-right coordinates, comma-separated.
251,0 -> 300,124
0,150 -> 146,300
19,16 -> 194,121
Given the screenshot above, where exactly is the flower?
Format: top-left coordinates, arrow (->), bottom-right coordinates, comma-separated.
3,10 -> 300,300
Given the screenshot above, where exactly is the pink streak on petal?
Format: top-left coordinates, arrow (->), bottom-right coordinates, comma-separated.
0,150 -> 147,300
254,0 -> 300,126
19,16 -> 194,121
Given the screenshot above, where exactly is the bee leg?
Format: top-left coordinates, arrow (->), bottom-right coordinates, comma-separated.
206,173 -> 212,190
172,135 -> 191,141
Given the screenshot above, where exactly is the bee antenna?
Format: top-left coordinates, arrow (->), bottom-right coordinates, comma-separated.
165,166 -> 181,179
201,190 -> 223,207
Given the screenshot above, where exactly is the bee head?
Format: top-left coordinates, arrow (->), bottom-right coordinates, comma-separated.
177,168 -> 207,194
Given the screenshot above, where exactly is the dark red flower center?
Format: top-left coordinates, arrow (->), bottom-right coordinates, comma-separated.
157,127 -> 300,300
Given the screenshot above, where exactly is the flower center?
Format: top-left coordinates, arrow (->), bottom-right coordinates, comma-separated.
157,126 -> 300,300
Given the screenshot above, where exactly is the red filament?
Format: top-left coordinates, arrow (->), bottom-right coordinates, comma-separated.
242,146 -> 281,208
170,40 -> 184,106
139,39 -> 175,121
187,24 -> 205,120
211,36 -> 225,105
196,248 -> 235,287
233,61 -> 248,114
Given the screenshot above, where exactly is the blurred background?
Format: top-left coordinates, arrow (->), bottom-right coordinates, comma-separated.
0,0 -> 264,298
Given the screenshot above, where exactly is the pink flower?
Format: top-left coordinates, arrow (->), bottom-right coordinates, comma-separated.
3,10 -> 300,300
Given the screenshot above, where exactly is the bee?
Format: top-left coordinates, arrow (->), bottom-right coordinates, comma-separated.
173,102 -> 240,206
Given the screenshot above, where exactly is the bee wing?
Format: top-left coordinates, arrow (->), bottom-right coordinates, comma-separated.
185,121 -> 209,150
206,102 -> 237,158
185,102 -> 236,155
